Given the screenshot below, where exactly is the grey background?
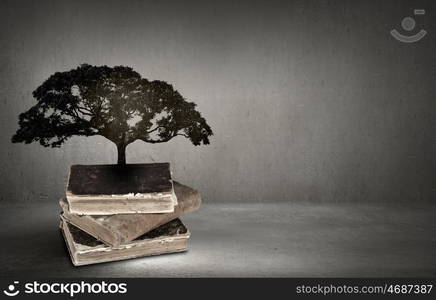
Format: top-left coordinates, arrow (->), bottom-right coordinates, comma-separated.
1,0 -> 435,205
1,0 -> 436,278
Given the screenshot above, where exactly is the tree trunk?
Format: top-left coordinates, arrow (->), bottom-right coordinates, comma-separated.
117,144 -> 126,165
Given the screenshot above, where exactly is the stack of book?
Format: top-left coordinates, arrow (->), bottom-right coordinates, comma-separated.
59,163 -> 201,266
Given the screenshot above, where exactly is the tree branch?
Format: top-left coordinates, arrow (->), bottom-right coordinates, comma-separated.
76,106 -> 93,116
175,133 -> 189,138
137,135 -> 175,144
135,132 -> 188,144
147,125 -> 165,134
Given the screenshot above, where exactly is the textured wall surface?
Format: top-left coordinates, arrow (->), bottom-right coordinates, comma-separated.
1,0 -> 435,204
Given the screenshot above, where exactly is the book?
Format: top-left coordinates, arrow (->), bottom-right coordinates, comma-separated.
60,217 -> 190,266
60,181 -> 201,247
66,163 -> 177,215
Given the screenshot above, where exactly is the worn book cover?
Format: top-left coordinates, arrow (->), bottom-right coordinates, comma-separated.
66,163 -> 177,214
60,217 -> 190,266
60,181 -> 201,247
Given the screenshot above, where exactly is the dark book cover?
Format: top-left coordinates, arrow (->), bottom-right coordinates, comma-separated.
66,163 -> 177,214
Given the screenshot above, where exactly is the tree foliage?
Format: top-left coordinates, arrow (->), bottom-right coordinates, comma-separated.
12,64 -> 213,164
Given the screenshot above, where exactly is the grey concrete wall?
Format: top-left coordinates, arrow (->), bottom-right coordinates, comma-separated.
1,0 -> 435,204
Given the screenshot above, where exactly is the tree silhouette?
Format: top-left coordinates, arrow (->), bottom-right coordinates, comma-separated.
12,64 -> 213,164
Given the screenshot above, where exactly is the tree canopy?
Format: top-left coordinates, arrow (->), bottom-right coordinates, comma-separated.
12,64 -> 213,164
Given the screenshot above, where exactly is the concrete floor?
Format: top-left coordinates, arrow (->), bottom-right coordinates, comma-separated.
0,202 -> 435,277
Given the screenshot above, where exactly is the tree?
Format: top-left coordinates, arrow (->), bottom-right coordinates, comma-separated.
12,64 -> 213,164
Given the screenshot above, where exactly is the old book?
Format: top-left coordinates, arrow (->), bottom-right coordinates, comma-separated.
60,217 -> 190,266
60,181 -> 201,247
66,163 -> 177,215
